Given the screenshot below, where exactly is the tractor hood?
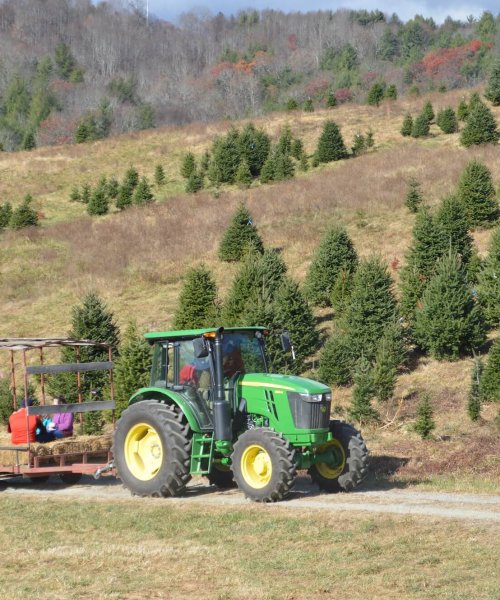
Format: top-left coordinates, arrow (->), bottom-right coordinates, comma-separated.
238,373 -> 330,395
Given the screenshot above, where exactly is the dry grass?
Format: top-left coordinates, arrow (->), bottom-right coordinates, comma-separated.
0,495 -> 498,599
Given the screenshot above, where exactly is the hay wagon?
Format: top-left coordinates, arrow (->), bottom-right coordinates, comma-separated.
0,338 -> 116,484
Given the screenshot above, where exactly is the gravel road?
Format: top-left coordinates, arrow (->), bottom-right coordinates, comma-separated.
1,474 -> 499,523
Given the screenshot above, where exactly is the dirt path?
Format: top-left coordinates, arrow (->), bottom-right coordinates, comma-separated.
2,475 -> 499,523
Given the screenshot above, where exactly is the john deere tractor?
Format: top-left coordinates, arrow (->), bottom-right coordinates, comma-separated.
113,327 -> 368,502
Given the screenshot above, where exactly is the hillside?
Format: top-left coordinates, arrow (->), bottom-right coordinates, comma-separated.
0,88 -> 499,490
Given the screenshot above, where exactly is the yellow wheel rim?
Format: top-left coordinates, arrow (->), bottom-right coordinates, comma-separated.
241,444 -> 272,489
124,422 -> 163,481
315,439 -> 346,479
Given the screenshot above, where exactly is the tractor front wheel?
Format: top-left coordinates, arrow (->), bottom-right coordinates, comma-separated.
232,428 -> 296,502
309,421 -> 368,493
113,401 -> 192,497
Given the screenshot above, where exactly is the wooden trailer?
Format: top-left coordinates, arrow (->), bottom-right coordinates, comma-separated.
0,338 -> 116,484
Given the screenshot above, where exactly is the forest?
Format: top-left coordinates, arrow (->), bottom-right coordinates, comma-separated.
0,0 -> 498,150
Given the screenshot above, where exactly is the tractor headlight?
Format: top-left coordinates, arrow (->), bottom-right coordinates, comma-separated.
298,393 -> 325,403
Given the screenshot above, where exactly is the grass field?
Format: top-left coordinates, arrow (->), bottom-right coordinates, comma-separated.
0,495 -> 498,600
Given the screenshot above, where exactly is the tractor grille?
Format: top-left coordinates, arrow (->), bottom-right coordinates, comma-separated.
288,393 -> 331,430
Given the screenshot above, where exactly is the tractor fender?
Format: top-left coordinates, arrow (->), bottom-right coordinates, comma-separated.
128,387 -> 202,433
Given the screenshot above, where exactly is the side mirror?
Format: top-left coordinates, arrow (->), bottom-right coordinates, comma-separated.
193,337 -> 208,359
280,332 -> 292,352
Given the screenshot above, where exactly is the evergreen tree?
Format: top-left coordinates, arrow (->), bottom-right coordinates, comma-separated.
351,133 -> 366,156
467,356 -> 483,421
207,129 -> 241,185
277,125 -> 293,156
95,98 -> 112,139
81,184 -> 91,204
400,113 -> 413,136
318,331 -> 354,386
10,195 -> 39,229
185,170 -> 204,193
457,159 -> 499,228
477,227 -> 500,327
69,186 -> 81,203
218,202 -> 264,262
436,106 -> 458,133
115,182 -> 133,210
154,164 -> 166,186
435,194 -> 473,266
413,394 -> 435,439
326,90 -> 337,108
114,322 -> 152,418
367,82 -> 385,106
273,150 -> 295,181
0,202 -> 12,229
372,320 -> 406,402
133,176 -> 154,205
411,110 -> 430,137
303,98 -> 314,112
298,152 -> 309,172
290,138 -> 303,160
384,84 -> 397,100
107,177 -> 119,199
180,152 -> 196,179
480,338 -> 500,402
340,256 -> 399,364
173,264 -> 219,329
75,115 -> 97,143
21,130 -> 36,150
286,98 -> 298,110
405,177 -> 423,213
235,158 -> 253,188
349,356 -> 379,424
87,186 -> 109,216
54,42 -> 76,79
457,98 -> 469,121
460,99 -> 500,147
414,252 -> 486,360
238,123 -> 270,177
484,60 -> 500,106
124,167 -> 139,190
305,226 -> 358,307
330,269 -> 355,316
378,26 -> 399,60
399,208 -> 445,323
259,153 -> 276,183
315,120 -> 348,163
422,100 -> 435,123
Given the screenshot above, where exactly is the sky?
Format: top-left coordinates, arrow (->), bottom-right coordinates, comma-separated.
147,1 -> 497,24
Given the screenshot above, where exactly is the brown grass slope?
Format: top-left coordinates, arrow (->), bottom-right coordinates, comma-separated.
0,89 -> 499,490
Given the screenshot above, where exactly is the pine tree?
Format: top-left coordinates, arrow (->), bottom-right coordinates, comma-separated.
351,133 -> 366,156
436,106 -> 458,133
367,82 -> 385,106
154,164 -> 166,186
413,394 -> 435,439
21,130 -> 36,150
173,263 -> 219,329
457,98 -> 469,121
55,42 -> 76,80
114,322 -> 152,418
180,152 -> 196,179
0,202 -> 12,229
124,167 -> 139,190
299,152 -> 309,172
422,100 -> 435,123
273,150 -> 295,181
384,84 -> 397,100
411,110 -> 430,137
259,153 -> 276,183
207,129 -> 241,185
133,176 -> 155,204
303,98 -> 314,112
405,177 -> 423,213
238,123 -> 270,177
401,113 -> 413,136
271,278 -> 319,374
318,331 -> 354,386
81,184 -> 91,204
330,269 -> 355,316
460,99 -> 500,147
277,125 -> 293,156
340,256 -> 399,364
326,91 -> 337,108
69,186 -> 81,202
467,356 -> 483,421
218,202 -> 264,262
435,194 -> 473,267
414,252 -> 486,360
235,158 -> 253,188
305,226 -> 358,307
457,159 -> 499,228
315,120 -> 347,163
286,98 -> 298,110
372,320 -> 406,402
87,186 -> 109,216
107,177 -> 119,199
484,60 -> 500,106
115,182 -> 133,210
477,227 -> 500,326
185,170 -> 204,193
349,356 -> 379,424
291,138 -> 304,160
10,195 -> 39,229
480,337 -> 500,402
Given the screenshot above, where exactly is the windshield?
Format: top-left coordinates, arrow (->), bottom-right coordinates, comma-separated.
221,331 -> 267,377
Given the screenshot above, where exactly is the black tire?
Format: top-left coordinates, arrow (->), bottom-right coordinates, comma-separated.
113,401 -> 192,497
232,428 -> 296,502
59,473 -> 82,485
206,462 -> 236,489
309,420 -> 368,493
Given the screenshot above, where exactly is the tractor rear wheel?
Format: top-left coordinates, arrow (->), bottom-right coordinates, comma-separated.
309,421 -> 368,493
113,401 -> 192,497
232,428 -> 296,502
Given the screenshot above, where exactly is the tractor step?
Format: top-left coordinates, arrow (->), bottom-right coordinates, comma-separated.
190,433 -> 214,475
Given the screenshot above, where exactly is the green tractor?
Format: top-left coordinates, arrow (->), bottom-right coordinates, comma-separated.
113,327 -> 368,502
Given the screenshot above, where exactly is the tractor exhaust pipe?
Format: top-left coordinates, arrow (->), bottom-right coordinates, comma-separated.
213,328 -> 232,441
